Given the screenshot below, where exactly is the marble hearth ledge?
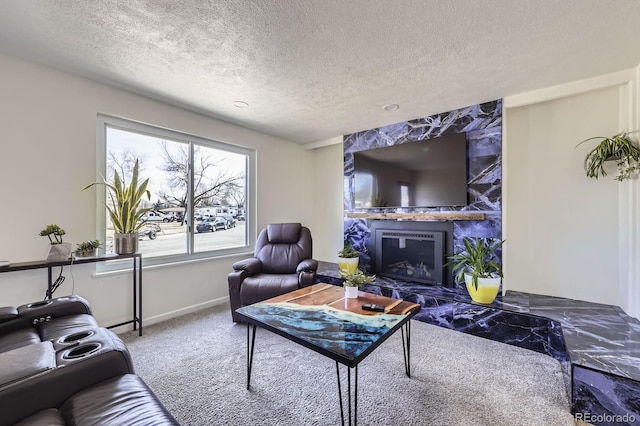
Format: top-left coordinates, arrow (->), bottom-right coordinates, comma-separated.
316,261 -> 640,423
345,212 -> 486,221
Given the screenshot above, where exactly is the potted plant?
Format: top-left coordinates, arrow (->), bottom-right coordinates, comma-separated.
75,240 -> 101,258
446,237 -> 504,304
39,224 -> 72,262
577,130 -> 640,181
341,269 -> 376,299
84,159 -> 151,254
337,243 -> 359,275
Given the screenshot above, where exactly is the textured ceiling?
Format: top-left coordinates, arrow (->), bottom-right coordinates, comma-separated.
0,0 -> 639,145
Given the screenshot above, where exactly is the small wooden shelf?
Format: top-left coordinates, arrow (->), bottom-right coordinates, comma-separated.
345,212 -> 486,221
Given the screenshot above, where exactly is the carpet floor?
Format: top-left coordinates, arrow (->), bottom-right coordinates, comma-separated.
120,303 -> 575,426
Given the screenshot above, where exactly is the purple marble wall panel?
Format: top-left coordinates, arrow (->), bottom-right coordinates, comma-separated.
406,100 -> 502,139
343,218 -> 371,271
572,366 -> 640,425
343,100 -> 503,288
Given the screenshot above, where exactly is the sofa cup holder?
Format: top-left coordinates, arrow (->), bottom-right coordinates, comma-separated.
26,300 -> 52,309
59,330 -> 95,344
62,343 -> 101,360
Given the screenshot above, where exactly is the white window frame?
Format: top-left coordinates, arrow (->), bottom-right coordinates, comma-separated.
95,114 -> 256,270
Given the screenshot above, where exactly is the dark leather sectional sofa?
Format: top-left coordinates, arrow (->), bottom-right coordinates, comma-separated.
0,296 -> 178,425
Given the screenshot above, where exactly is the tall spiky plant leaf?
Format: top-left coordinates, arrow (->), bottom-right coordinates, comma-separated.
84,159 -> 151,234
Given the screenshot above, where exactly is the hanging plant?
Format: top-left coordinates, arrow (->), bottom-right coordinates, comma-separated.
577,131 -> 640,181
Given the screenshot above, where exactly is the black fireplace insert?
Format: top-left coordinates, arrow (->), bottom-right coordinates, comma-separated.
368,221 -> 454,287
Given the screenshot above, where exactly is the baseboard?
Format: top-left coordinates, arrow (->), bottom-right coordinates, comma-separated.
145,297 -> 230,325
109,296 -> 229,334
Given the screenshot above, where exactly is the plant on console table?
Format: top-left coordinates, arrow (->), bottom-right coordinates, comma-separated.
337,243 -> 359,275
341,269 -> 376,299
446,237 -> 504,305
75,240 -> 101,258
40,224 -> 72,262
83,159 -> 151,255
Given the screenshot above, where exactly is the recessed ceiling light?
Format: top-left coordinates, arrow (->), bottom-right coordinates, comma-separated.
383,103 -> 399,111
233,101 -> 249,108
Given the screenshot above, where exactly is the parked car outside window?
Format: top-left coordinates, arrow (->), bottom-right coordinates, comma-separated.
141,211 -> 171,222
196,217 -> 229,232
218,214 -> 236,228
212,217 -> 229,230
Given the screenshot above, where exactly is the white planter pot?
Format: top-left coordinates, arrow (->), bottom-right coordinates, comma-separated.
344,286 -> 359,299
46,243 -> 72,262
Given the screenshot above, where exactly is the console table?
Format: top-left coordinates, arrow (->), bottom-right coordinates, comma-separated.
0,253 -> 143,336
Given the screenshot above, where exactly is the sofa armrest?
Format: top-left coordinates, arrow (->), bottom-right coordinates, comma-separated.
298,259 -> 318,288
296,259 -> 318,274
0,307 -> 18,324
17,295 -> 93,322
232,258 -> 262,276
0,296 -> 93,336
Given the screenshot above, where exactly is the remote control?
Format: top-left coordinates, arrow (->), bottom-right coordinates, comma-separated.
362,303 -> 385,312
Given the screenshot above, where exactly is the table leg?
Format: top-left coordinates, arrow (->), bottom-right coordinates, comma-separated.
137,255 -> 143,336
401,320 -> 411,377
246,324 -> 257,390
133,256 -> 137,333
47,267 -> 52,300
335,362 -> 358,426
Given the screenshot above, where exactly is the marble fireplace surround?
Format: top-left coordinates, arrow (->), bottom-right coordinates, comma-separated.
343,99 -> 503,288
340,101 -> 640,423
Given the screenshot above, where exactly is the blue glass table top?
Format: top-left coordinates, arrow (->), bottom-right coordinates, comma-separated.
235,283 -> 421,367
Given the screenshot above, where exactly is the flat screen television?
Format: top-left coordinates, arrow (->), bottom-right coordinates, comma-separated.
353,132 -> 467,208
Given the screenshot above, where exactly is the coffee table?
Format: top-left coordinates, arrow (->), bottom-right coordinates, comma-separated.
235,283 -> 421,426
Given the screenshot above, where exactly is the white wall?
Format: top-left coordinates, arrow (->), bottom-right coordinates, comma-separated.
308,139 -> 344,262
0,53 -> 316,327
504,70 -> 638,313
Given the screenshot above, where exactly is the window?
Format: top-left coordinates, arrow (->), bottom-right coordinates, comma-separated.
96,115 -> 254,266
354,171 -> 374,208
400,183 -> 410,207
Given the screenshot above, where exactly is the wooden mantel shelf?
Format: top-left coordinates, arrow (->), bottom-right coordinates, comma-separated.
345,212 -> 486,221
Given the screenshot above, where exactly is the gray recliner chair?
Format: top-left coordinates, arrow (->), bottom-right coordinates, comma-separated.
228,223 -> 318,322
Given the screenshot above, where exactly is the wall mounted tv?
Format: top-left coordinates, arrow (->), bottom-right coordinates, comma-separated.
353,132 -> 468,208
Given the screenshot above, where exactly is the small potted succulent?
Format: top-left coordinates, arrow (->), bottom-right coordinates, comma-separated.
341,269 -> 376,299
39,224 -> 72,262
337,243 -> 359,275
446,237 -> 504,304
75,240 -> 101,258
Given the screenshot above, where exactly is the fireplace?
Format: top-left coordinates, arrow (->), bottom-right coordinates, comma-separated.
368,221 -> 454,287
